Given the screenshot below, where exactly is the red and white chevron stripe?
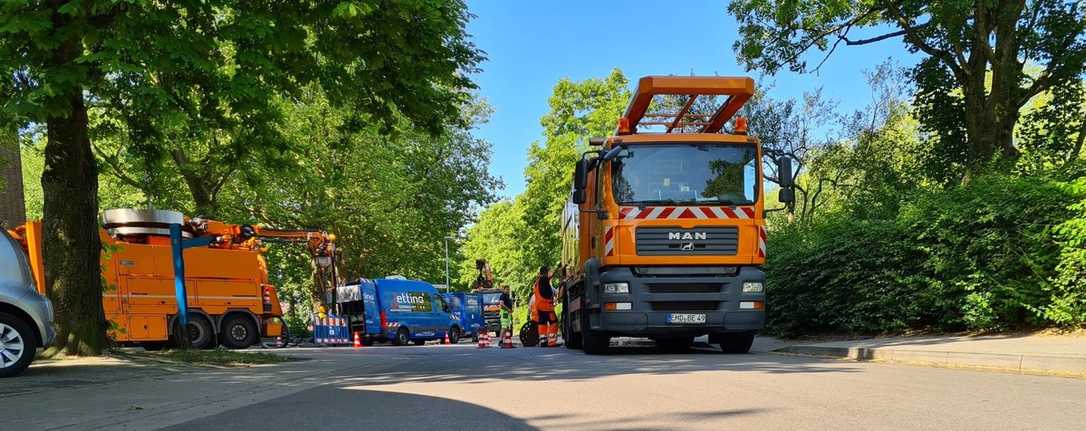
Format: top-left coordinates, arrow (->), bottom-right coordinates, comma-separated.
757,225 -> 767,258
619,206 -> 755,220
603,226 -> 615,256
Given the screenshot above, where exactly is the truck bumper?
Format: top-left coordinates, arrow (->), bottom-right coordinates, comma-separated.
588,266 -> 765,337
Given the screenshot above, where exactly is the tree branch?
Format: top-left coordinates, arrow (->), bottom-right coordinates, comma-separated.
93,145 -> 147,192
888,9 -> 967,80
781,7 -> 883,71
842,27 -> 917,46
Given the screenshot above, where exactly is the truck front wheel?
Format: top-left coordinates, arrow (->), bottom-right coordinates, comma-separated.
716,332 -> 756,354
562,296 -> 582,350
581,311 -> 610,355
393,327 -> 410,346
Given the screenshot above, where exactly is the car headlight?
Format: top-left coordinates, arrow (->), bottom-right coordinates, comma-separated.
603,282 -> 630,294
742,281 -> 764,293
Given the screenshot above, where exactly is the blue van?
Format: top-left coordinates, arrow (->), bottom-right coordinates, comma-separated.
337,277 -> 460,346
443,292 -> 485,342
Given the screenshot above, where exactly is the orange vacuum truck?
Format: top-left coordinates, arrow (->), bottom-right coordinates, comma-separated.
560,76 -> 796,354
8,209 -> 337,349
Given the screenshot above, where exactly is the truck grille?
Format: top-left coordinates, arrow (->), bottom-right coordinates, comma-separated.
647,283 -> 722,293
635,227 -> 738,255
650,301 -> 720,311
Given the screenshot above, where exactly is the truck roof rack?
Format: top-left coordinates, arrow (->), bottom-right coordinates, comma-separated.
618,76 -> 754,135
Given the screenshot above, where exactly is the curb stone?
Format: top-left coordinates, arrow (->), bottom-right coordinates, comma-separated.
772,345 -> 1086,378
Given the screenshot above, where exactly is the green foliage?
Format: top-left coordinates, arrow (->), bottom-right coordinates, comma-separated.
728,0 -> 1086,178
519,70 -> 630,271
205,87 -> 497,318
1016,79 -> 1086,177
459,70 -> 631,299
0,1 -> 486,353
458,200 -> 532,296
767,175 -> 1083,336
1043,178 -> 1086,325
21,133 -> 147,219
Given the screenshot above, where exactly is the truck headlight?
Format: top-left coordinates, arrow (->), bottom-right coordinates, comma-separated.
742,282 -> 764,293
603,282 -> 629,294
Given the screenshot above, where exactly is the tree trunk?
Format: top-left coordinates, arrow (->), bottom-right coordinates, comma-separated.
172,150 -> 220,218
41,35 -> 105,355
0,128 -> 26,227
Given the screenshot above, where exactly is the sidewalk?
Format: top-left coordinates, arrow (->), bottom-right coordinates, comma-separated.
772,332 -> 1086,377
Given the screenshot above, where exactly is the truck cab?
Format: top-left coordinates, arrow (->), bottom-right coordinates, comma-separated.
561,76 -> 792,354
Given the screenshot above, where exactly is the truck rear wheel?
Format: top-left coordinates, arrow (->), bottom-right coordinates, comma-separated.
220,315 -> 258,349
448,326 -> 461,344
186,316 -> 214,349
581,311 -> 609,355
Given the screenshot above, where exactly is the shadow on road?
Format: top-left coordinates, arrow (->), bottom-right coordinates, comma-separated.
324,338 -> 859,389
163,384 -> 540,431
520,408 -> 769,430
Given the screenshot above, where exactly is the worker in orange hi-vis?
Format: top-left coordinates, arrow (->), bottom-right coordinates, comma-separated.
531,265 -> 560,347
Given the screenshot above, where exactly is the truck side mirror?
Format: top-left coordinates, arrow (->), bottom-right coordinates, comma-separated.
777,156 -> 794,187
776,156 -> 795,204
572,189 -> 587,204
574,158 -> 589,190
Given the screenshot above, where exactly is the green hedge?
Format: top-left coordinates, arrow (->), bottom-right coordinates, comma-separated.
765,176 -> 1085,337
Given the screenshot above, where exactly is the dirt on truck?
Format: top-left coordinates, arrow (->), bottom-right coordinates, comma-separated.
559,75 -> 795,354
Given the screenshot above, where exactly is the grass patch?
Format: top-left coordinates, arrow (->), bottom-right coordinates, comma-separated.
159,349 -> 290,366
111,348 -> 291,367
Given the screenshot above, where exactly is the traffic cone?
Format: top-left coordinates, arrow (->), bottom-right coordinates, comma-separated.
501,328 -> 514,349
477,330 -> 490,348
444,331 -> 451,345
276,335 -> 284,347
353,331 -> 362,349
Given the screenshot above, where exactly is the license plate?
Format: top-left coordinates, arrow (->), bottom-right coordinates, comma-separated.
667,313 -> 706,324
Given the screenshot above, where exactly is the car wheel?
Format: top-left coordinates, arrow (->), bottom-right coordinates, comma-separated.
220,315 -> 259,349
718,332 -> 756,354
0,312 -> 38,378
394,327 -> 410,346
448,327 -> 461,344
186,316 -> 214,349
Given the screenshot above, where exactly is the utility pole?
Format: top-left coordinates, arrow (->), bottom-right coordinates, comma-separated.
443,236 -> 454,292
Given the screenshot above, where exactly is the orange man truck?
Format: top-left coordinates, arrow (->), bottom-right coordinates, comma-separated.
9,209 -> 337,349
559,76 -> 795,354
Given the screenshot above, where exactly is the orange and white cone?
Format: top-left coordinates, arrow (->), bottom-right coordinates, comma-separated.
477,331 -> 490,348
353,331 -> 362,349
444,332 -> 451,345
501,328 -> 514,349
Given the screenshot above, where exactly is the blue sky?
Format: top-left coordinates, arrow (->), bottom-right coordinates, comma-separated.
466,1 -> 919,198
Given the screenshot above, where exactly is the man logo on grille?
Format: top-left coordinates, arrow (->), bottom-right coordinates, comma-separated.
668,231 -> 707,240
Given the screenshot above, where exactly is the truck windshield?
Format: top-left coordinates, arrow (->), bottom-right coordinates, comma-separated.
611,143 -> 758,205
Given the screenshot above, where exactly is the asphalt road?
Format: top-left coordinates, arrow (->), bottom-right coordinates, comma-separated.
157,338 -> 1086,431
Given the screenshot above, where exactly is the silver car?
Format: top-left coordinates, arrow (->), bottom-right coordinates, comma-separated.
0,229 -> 55,377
